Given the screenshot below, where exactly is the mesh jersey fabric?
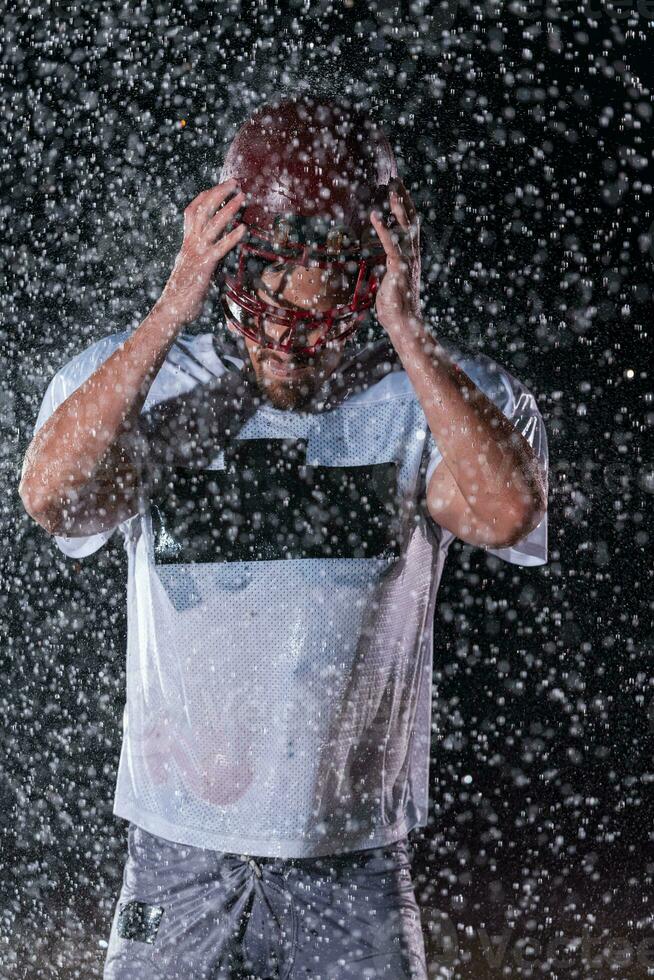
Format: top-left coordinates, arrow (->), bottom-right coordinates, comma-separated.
32,328 -> 548,858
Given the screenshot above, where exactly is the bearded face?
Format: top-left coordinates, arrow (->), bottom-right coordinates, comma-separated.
229,260 -> 357,411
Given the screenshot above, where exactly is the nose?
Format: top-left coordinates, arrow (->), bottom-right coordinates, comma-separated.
261,313 -> 320,353
261,315 -> 290,343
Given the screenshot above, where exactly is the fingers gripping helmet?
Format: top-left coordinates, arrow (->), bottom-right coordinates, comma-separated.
218,96 -> 397,356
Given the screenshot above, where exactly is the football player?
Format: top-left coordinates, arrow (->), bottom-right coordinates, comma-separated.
20,96 -> 548,979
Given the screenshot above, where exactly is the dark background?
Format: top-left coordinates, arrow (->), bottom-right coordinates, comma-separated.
2,1 -> 653,976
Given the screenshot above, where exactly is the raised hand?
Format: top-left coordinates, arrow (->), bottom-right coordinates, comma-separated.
370,177 -> 422,333
156,178 -> 248,327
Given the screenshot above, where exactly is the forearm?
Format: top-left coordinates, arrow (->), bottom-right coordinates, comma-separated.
19,301 -> 182,521
385,316 -> 546,525
20,178 -> 249,529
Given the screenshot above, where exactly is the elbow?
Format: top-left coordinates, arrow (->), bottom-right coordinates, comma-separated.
18,476 -> 38,520
18,478 -> 62,535
491,493 -> 547,549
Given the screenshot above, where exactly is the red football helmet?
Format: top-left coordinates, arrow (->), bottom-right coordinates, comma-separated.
218,96 -> 398,356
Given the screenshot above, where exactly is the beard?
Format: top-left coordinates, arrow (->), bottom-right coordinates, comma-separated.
255,376 -> 315,410
250,351 -> 337,411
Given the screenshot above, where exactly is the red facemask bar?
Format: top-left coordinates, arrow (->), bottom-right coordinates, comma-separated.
220,223 -> 386,356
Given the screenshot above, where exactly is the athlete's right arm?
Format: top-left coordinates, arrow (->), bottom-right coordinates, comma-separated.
19,179 -> 247,539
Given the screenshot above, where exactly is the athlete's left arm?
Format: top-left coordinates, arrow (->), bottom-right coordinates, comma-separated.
370,179 -> 546,550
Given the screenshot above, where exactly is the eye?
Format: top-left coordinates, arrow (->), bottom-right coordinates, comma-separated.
265,259 -> 286,274
273,214 -> 302,248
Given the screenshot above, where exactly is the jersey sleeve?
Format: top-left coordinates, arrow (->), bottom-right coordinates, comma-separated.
32,331 -> 133,559
423,354 -> 548,567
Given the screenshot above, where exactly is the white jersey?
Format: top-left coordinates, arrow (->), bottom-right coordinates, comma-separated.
33,328 -> 548,858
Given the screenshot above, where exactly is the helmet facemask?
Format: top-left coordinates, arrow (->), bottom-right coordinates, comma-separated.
220,211 -> 387,357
